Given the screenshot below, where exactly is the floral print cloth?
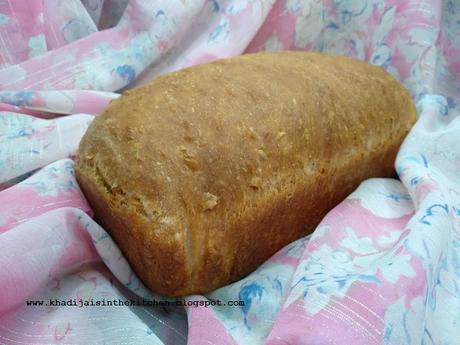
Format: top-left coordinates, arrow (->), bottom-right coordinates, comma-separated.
0,0 -> 459,344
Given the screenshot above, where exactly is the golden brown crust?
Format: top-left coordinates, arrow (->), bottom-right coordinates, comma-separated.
75,51 -> 416,296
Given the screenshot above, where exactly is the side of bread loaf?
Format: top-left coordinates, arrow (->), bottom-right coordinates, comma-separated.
76,51 -> 416,296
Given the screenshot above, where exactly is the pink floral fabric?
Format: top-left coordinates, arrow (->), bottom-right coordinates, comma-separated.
1,1 -> 460,344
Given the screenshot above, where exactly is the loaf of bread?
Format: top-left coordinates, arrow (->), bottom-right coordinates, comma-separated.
76,51 -> 416,297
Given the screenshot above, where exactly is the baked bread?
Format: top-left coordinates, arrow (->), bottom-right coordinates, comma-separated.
76,51 -> 416,297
